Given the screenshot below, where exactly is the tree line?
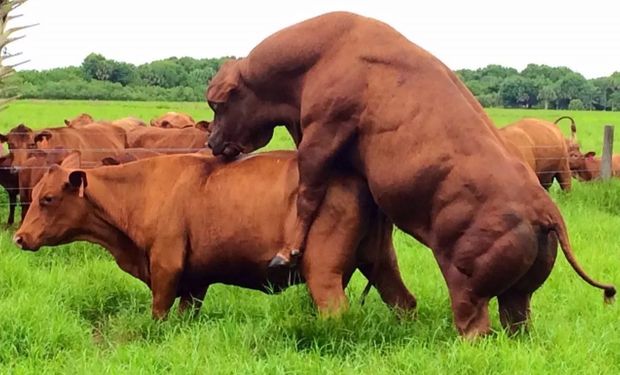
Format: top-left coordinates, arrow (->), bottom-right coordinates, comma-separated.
457,64 -> 620,111
4,53 -> 620,110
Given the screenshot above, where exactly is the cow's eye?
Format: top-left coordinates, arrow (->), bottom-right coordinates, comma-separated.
27,143 -> 37,149
40,195 -> 53,206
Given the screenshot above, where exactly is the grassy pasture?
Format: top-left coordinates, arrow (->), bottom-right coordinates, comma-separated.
0,100 -> 619,373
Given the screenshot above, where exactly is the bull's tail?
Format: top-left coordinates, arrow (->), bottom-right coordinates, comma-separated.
548,208 -> 616,303
554,116 -> 578,143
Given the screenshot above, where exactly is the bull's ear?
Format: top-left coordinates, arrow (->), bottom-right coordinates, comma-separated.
101,156 -> 120,165
60,151 -> 81,169
206,59 -> 241,104
67,170 -> 88,197
585,151 -> 596,159
34,130 -> 53,144
195,120 -> 211,132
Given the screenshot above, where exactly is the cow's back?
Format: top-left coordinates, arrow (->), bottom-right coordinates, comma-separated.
126,127 -> 206,152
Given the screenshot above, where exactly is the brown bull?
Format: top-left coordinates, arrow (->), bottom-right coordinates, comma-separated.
14,151 -> 415,319
206,12 -> 615,337
570,151 -> 620,181
499,118 -> 572,191
126,126 -> 207,153
0,123 -> 126,167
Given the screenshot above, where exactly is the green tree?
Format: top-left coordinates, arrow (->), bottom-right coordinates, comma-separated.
499,76 -> 537,108
568,99 -> 585,110
537,84 -> 557,110
609,91 -> 620,111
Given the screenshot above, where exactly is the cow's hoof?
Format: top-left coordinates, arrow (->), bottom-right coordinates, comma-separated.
268,254 -> 290,269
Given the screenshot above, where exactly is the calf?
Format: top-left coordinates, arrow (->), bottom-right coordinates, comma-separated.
14,151 -> 415,318
499,118 -> 572,190
570,151 -> 620,181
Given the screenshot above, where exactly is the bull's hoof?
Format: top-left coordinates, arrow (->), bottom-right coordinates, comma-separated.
268,254 -> 290,269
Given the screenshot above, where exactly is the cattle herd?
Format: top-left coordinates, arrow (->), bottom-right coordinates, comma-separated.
1,12 -> 617,338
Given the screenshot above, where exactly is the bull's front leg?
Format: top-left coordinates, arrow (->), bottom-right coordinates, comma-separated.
269,122 -> 356,270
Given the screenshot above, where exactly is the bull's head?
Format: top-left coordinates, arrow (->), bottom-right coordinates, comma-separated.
14,152 -> 89,251
205,59 -> 290,159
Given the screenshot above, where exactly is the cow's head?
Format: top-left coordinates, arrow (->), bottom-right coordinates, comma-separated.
206,59 -> 288,159
0,124 -> 39,168
570,150 -> 598,181
150,112 -> 195,129
64,113 -> 94,127
14,152 -> 88,251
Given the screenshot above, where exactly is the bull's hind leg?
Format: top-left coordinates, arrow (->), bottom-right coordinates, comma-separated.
178,286 -> 209,316
439,262 -> 492,338
498,231 -> 558,333
305,269 -> 348,317
150,238 -> 186,319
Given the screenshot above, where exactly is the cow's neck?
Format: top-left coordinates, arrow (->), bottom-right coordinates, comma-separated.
77,168 -> 152,285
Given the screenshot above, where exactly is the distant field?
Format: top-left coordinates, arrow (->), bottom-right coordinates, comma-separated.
0,100 -> 619,373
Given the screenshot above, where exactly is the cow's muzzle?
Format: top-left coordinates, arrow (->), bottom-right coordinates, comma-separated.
13,233 -> 39,251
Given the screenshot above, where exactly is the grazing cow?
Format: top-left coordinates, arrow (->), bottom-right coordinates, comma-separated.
499,118 -> 572,190
206,12 -> 615,336
126,126 -> 207,153
0,154 -> 19,226
14,151 -> 416,319
150,112 -> 196,129
570,151 -> 620,181
0,123 -> 126,168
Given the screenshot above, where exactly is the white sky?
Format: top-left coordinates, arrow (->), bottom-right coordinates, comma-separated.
8,0 -> 620,78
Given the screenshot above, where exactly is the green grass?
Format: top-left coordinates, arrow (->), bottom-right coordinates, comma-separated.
0,100 -> 619,373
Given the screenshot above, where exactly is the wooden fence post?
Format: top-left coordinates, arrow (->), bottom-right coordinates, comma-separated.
600,125 -> 614,180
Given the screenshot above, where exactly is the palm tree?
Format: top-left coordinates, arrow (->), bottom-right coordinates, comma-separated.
0,0 -> 33,110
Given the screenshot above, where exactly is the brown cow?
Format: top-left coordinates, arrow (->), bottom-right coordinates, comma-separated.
14,151 -> 416,319
64,113 -> 146,133
100,148 -> 163,165
64,113 -> 94,127
570,151 -> 620,181
554,116 -> 579,153
17,148 -> 73,219
150,112 -> 196,129
0,154 -> 19,226
499,118 -> 572,191
0,122 -> 126,168
126,126 -> 207,153
206,12 -> 615,337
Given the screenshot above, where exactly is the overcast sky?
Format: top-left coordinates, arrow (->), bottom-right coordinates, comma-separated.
8,0 -> 620,78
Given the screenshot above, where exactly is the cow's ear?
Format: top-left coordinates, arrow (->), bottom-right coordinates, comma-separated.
160,120 -> 171,128
0,134 -> 7,143
195,120 -> 211,132
64,119 -> 71,126
585,151 -> 596,159
150,119 -> 157,127
67,170 -> 88,197
34,130 -> 53,144
60,150 -> 81,169
101,156 -> 121,165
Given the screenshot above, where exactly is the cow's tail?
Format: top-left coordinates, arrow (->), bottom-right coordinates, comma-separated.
554,116 -> 578,143
547,206 -> 616,303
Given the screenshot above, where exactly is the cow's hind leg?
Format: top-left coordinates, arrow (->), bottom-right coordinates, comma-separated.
149,238 -> 185,319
